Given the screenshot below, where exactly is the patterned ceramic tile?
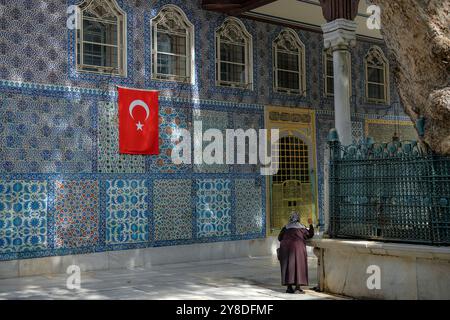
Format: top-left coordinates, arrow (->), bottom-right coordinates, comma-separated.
196,179 -> 231,238
194,109 -> 229,173
0,0 -> 399,110
97,101 -> 146,173
153,179 -> 192,241
0,1 -> 68,84
351,121 -> 364,144
366,121 -> 417,143
235,179 -> 263,235
0,180 -> 47,253
0,93 -> 93,173
106,179 -> 149,244
54,180 -> 99,249
232,112 -> 261,173
148,105 -> 192,173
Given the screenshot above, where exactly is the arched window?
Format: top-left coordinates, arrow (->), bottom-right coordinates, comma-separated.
215,17 -> 253,89
151,5 -> 194,83
365,46 -> 389,104
76,0 -> 126,76
272,28 -> 305,95
323,49 -> 351,97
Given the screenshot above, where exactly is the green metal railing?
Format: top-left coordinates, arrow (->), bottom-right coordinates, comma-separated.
327,129 -> 450,245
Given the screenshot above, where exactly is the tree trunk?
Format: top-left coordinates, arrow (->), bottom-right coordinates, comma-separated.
371,0 -> 450,154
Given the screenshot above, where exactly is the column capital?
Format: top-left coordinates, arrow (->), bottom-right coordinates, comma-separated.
322,18 -> 357,51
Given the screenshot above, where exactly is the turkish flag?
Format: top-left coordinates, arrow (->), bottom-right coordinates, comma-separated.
118,86 -> 159,155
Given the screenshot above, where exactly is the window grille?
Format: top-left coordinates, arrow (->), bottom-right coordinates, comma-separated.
365,46 -> 389,104
271,136 -> 312,231
273,29 -> 305,95
215,17 -> 253,89
76,0 -> 126,76
152,5 -> 194,83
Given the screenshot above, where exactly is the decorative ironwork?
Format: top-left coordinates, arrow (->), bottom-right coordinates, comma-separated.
341,139 -> 428,160
273,29 -> 302,53
151,5 -> 194,83
76,0 -> 126,76
365,46 -> 387,67
272,28 -> 305,95
152,5 -> 192,33
215,17 -> 253,89
82,0 -> 118,21
217,18 -> 249,44
271,136 -> 313,231
327,129 -> 449,245
365,46 -> 389,104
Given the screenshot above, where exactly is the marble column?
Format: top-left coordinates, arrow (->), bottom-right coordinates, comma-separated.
322,19 -> 357,146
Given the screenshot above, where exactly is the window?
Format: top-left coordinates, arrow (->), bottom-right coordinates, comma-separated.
151,5 -> 194,83
215,17 -> 253,89
324,50 -> 334,96
273,28 -> 305,95
365,46 -> 389,104
323,49 -> 352,97
76,0 -> 126,76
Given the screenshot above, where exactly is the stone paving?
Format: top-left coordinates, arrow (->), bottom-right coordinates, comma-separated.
0,256 -> 346,300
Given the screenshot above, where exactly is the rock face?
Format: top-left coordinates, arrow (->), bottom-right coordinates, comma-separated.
371,0 -> 450,154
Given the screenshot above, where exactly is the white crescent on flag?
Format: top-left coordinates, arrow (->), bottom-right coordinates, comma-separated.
129,100 -> 150,121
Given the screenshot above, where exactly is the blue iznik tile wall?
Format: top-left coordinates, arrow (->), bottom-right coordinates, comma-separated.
0,0 -> 412,261
105,179 -> 149,245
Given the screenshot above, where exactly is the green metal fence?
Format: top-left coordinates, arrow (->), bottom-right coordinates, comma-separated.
327,129 -> 450,245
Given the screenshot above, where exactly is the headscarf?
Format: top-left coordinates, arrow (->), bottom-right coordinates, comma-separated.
286,211 -> 307,229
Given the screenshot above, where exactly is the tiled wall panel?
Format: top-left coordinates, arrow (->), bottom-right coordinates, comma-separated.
196,179 -> 232,238
153,179 -> 192,241
106,179 -> 149,245
0,180 -> 47,253
235,179 -> 263,235
0,0 -> 406,261
54,180 -> 99,249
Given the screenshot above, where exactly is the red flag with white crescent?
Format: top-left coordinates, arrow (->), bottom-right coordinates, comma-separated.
118,87 -> 159,155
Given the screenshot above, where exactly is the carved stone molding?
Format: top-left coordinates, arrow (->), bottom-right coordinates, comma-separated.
322,19 -> 357,51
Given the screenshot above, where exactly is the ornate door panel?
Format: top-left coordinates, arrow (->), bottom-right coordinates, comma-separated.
265,107 -> 318,235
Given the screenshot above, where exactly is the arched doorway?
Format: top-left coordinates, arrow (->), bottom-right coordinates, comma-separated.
265,106 -> 318,235
270,134 -> 315,231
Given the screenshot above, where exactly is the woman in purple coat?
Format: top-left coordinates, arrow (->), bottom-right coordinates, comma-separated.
278,212 -> 314,294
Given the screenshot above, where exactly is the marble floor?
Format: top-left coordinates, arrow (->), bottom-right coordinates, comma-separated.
0,255 -> 346,300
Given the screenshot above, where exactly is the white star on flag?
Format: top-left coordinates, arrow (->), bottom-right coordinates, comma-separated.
136,121 -> 144,131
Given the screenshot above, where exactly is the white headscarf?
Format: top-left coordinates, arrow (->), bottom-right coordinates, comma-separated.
286,212 -> 307,229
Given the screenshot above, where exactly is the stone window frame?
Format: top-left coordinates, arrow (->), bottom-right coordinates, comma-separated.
215,17 -> 253,90
151,4 -> 195,84
76,0 -> 127,77
272,28 -> 306,96
364,46 -> 390,105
